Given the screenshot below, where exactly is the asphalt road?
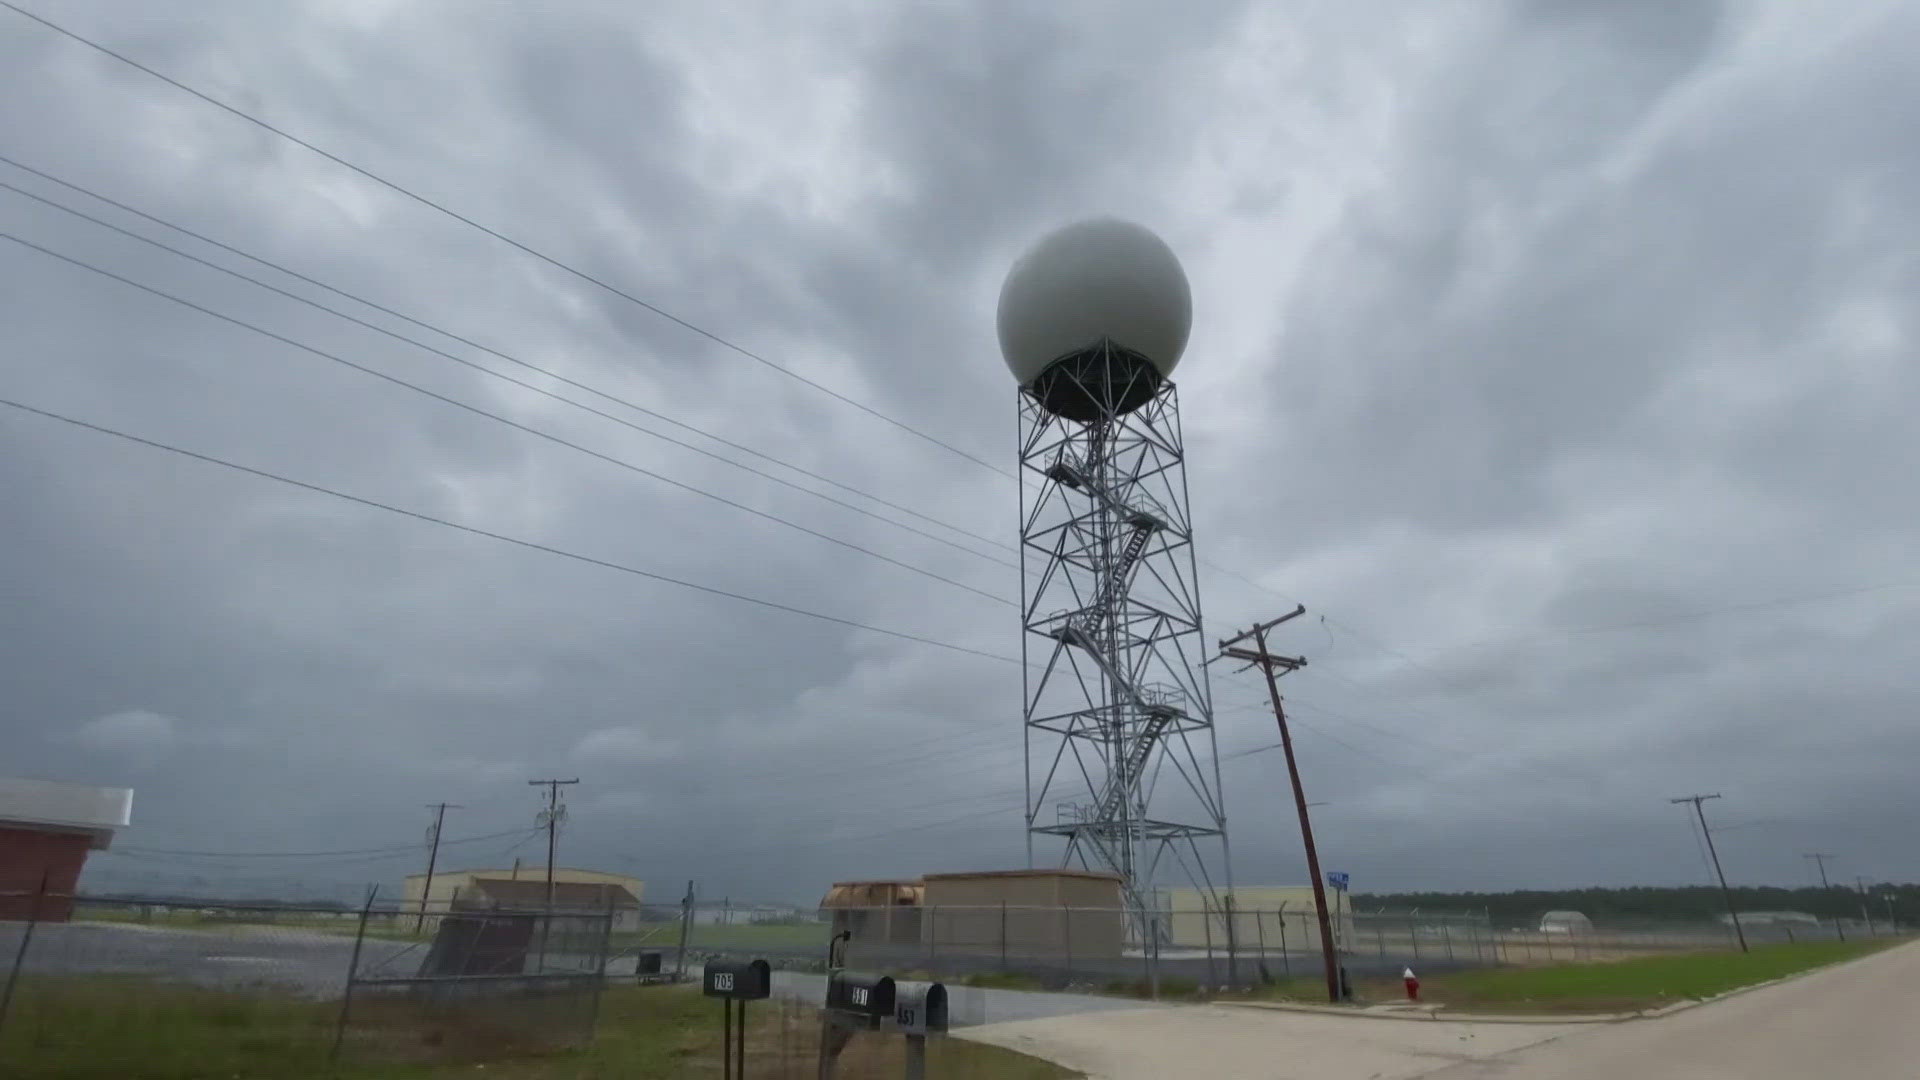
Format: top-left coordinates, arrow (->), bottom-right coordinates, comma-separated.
964,940 -> 1920,1079
0,919 -> 427,994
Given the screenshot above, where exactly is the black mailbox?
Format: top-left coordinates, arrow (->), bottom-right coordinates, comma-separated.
894,982 -> 947,1036
703,958 -> 771,1000
825,971 -> 895,1025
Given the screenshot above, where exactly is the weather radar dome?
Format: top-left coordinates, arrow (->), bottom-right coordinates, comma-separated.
997,218 -> 1192,422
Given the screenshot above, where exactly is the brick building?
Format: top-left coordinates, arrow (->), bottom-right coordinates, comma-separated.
0,777 -> 133,921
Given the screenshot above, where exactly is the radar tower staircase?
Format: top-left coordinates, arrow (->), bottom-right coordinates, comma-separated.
1044,450 -> 1185,857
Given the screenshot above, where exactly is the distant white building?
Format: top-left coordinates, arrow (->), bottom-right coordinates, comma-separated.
1718,911 -> 1819,928
1538,910 -> 1593,935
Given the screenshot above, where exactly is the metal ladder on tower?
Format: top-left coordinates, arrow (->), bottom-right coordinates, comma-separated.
1043,450 -> 1184,837
1089,688 -> 1182,826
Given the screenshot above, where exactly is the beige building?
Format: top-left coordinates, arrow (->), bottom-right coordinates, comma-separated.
1157,885 -> 1356,953
819,879 -> 923,944
921,869 -> 1126,959
402,867 -> 644,927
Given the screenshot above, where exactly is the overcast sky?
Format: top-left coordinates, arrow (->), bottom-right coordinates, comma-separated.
3,0 -> 1916,906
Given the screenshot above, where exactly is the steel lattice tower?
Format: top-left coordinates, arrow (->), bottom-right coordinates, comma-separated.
1017,340 -> 1229,913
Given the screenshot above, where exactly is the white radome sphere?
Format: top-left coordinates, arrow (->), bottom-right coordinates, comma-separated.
996,218 -> 1192,387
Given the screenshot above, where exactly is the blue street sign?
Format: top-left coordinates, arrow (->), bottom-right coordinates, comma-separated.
1326,871 -> 1350,890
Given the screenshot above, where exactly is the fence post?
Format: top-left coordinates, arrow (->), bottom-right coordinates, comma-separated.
1278,907 -> 1291,977
330,885 -> 379,1063
1253,906 -> 1269,982
1061,904 -> 1073,984
1223,894 -> 1240,989
927,905 -> 938,968
1201,902 -> 1216,989
1149,903 -> 1162,1000
586,891 -> 617,1042
999,901 -> 1008,971
674,880 -> 694,981
0,871 -> 50,1041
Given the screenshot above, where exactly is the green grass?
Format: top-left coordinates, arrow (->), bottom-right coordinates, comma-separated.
1250,940 -> 1893,1014
0,977 -> 1075,1079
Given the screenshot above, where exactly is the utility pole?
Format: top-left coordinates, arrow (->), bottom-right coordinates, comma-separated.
416,802 -> 462,932
1221,605 -> 1341,1003
1803,853 -> 1844,941
528,778 -> 580,912
1671,794 -> 1746,952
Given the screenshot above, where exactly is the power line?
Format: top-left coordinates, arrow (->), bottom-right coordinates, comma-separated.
0,157 -> 1015,564
0,394 -> 1022,665
0,229 -> 1010,606
0,7 -> 1405,648
115,826 -> 534,860
0,0 -> 1013,478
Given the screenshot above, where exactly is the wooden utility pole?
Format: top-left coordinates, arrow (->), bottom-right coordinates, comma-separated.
416,801 -> 462,931
1804,853 -> 1845,941
1220,605 -> 1341,1003
528,778 -> 580,911
1671,794 -> 1746,952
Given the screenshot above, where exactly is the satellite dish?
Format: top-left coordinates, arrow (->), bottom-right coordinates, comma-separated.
996,218 -> 1192,420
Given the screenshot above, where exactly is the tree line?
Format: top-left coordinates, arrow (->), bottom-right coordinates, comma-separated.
1350,883 -> 1916,926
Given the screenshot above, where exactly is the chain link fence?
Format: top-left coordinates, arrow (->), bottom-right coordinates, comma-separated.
6,885 -> 1903,1072
0,889 -> 613,1072
667,902 -> 1502,992
677,902 -> 1905,992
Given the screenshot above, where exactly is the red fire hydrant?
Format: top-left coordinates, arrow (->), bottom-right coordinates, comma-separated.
1403,967 -> 1420,1001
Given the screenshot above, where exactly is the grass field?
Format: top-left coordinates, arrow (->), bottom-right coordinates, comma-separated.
617,920 -> 826,953
1248,939 -> 1894,1014
0,977 -> 1075,1079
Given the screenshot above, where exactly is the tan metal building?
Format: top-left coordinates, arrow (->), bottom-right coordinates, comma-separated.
402,867 -> 644,925
1157,885 -> 1355,953
920,869 -> 1125,958
819,879 -> 923,945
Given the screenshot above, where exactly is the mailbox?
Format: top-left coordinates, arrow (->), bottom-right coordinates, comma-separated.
893,982 -> 948,1036
825,971 -> 896,1026
703,958 -> 771,1000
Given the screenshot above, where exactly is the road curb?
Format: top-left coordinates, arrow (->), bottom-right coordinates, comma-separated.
1224,1000 -> 1628,1024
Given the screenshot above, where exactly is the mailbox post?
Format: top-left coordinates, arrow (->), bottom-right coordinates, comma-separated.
703,958 -> 770,1080
893,982 -> 948,1080
819,971 -> 896,1079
